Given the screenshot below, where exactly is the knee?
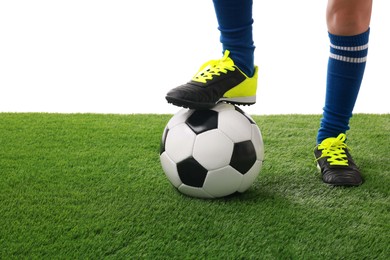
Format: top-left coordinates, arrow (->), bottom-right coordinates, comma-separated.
326,0 -> 372,36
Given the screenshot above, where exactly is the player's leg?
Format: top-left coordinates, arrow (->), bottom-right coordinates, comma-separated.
213,0 -> 255,77
166,0 -> 258,109
315,0 -> 373,186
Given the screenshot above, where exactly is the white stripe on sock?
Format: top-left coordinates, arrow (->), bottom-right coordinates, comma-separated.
329,53 -> 367,63
330,43 -> 369,51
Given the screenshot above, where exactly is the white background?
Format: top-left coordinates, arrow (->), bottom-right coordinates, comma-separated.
0,1 -> 389,115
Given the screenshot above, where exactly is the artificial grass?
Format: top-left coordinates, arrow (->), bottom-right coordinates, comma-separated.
0,112 -> 389,259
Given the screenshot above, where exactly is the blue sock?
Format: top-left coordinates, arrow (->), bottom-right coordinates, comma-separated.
212,0 -> 255,77
317,29 -> 370,144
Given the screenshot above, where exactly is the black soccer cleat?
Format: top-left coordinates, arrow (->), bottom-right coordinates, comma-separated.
314,133 -> 363,186
166,50 -> 258,109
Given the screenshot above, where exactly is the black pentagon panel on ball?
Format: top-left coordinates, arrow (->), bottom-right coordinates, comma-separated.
230,140 -> 257,174
160,128 -> 169,155
234,106 -> 255,124
185,110 -> 218,134
177,157 -> 208,188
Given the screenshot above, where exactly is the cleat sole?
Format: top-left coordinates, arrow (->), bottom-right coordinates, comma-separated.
166,96 -> 256,110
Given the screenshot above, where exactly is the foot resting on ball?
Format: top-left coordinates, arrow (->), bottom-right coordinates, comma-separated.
166,50 -> 258,109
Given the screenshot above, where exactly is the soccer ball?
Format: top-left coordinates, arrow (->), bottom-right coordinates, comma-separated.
160,103 -> 264,199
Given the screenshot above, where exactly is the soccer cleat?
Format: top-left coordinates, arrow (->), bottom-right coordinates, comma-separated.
166,50 -> 258,109
314,133 -> 362,186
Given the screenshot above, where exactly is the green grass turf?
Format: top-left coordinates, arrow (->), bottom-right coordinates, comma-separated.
0,112 -> 389,259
